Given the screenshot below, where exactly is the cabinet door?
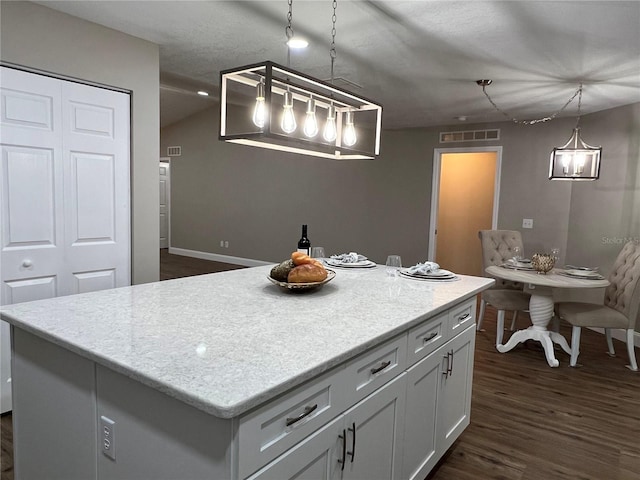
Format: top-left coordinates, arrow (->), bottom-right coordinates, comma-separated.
437,325 -> 475,454
246,415 -> 344,480
401,346 -> 445,480
342,373 -> 406,480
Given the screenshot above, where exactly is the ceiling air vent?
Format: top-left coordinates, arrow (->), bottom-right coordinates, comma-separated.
440,129 -> 500,143
167,146 -> 182,156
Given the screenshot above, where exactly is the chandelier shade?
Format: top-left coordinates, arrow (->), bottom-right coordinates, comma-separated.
549,127 -> 602,181
219,61 -> 382,160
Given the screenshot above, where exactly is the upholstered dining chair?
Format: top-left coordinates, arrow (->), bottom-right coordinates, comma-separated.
557,240 -> 640,371
477,230 -> 531,347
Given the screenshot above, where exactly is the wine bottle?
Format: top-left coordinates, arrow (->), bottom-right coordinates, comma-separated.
297,224 -> 311,255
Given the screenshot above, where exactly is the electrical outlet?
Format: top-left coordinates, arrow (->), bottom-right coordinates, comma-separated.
522,218 -> 534,229
220,240 -> 224,247
224,241 -> 229,248
100,416 -> 116,460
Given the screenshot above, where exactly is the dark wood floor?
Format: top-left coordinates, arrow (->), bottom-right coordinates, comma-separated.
1,252 -> 638,480
160,248 -> 246,280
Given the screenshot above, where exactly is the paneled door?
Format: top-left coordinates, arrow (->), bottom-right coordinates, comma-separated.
0,66 -> 131,412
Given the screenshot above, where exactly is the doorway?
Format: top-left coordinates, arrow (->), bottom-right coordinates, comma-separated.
428,147 -> 501,276
159,159 -> 171,249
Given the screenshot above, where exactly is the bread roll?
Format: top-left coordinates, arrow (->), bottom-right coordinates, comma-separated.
287,263 -> 328,283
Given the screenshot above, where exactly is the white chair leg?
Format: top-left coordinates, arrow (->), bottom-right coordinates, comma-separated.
570,325 -> 582,367
605,328 -> 616,357
496,309 -> 506,348
626,329 -> 638,371
477,299 -> 486,331
509,310 -> 518,331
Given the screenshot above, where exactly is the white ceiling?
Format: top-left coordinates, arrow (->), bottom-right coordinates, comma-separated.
36,1 -> 640,129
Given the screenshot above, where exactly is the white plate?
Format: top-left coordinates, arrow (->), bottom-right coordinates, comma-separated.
501,263 -> 536,271
565,269 -> 600,277
325,259 -> 377,268
401,268 -> 455,277
399,270 -> 459,282
559,270 -> 605,280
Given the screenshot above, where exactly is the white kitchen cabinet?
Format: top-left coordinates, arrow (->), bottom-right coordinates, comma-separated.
249,374 -> 406,480
402,324 -> 476,480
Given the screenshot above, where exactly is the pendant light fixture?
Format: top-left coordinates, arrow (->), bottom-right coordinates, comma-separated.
219,0 -> 382,160
477,80 -> 601,180
548,84 -> 601,181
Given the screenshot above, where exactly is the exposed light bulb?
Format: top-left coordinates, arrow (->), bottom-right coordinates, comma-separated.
574,153 -> 586,175
561,153 -> 571,174
280,90 -> 297,134
343,111 -> 357,147
303,98 -> 318,137
323,104 -> 337,142
252,80 -> 266,128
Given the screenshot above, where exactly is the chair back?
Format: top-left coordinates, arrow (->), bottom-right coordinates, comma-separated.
478,229 -> 524,290
605,241 -> 640,328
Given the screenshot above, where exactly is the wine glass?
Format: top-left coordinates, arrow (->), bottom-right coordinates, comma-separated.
386,255 -> 402,276
513,246 -> 522,262
311,247 -> 326,262
551,247 -> 560,263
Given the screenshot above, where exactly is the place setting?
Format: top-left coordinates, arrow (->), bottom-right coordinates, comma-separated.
500,246 -> 536,271
325,251 -> 377,268
557,265 -> 605,280
396,259 -> 460,282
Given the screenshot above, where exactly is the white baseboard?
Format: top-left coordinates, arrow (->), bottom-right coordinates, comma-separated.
588,327 -> 640,348
168,247 -> 272,268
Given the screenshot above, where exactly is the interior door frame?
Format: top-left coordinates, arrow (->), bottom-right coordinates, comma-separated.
160,157 -> 171,249
428,146 -> 503,260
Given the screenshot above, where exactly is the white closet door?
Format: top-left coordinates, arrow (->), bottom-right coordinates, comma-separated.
159,161 -> 170,249
62,81 -> 130,294
0,66 -> 131,412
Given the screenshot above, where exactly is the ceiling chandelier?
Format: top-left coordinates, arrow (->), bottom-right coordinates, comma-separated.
219,0 -> 382,160
477,80 -> 602,181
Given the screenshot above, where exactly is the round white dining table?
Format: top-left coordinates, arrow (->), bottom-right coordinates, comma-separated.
485,265 -> 610,367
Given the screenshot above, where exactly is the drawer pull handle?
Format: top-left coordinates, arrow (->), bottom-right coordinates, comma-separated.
338,429 -> 347,470
423,332 -> 438,342
286,404 -> 318,426
442,353 -> 450,376
457,313 -> 470,323
347,422 -> 356,462
370,360 -> 391,375
449,349 -> 454,376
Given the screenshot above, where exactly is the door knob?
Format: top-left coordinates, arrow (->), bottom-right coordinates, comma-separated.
22,259 -> 33,268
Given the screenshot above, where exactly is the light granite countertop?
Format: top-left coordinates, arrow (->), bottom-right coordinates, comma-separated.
1,265 -> 493,418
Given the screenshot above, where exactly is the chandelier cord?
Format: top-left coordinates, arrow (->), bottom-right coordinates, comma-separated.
574,83 -> 583,130
329,0 -> 337,84
285,0 -> 294,68
481,83 -> 583,125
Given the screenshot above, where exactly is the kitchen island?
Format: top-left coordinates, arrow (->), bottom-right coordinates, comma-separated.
1,264 -> 493,480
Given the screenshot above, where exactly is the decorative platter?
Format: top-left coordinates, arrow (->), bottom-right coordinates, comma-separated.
325,259 -> 377,269
267,269 -> 336,291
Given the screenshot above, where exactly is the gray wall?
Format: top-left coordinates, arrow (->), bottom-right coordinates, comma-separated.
1,1 -> 160,284
161,101 -> 640,269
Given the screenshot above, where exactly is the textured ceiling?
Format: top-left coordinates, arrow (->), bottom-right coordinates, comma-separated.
36,1 -> 640,129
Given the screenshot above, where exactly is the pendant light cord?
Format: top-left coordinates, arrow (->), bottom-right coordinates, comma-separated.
480,82 -> 583,125
574,83 -> 583,129
285,0 -> 294,68
329,0 -> 337,84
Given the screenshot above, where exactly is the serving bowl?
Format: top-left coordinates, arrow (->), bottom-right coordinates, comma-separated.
531,253 -> 555,274
267,269 -> 336,292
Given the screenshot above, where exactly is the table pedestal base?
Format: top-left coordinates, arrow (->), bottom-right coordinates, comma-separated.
496,285 -> 571,367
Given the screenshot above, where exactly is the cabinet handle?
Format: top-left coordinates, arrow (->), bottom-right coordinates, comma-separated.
457,313 -> 470,323
449,349 -> 454,376
285,404 -> 318,426
423,332 -> 438,342
338,429 -> 346,470
347,422 -> 356,462
370,360 -> 391,375
442,353 -> 450,377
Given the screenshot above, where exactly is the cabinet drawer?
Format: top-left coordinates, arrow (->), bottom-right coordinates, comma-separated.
344,334 -> 407,405
237,367 -> 349,479
407,311 -> 449,366
448,297 -> 476,336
